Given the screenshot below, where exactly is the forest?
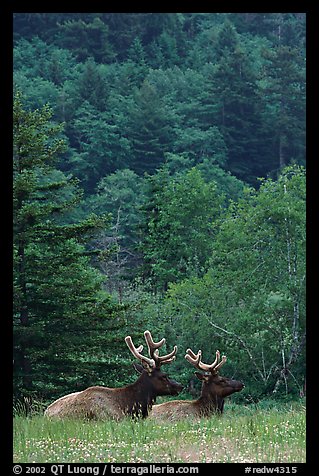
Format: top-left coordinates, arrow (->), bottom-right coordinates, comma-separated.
13,13 -> 306,407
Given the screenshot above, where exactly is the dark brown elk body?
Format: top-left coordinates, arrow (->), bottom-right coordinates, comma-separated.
44,331 -> 183,420
150,349 -> 244,421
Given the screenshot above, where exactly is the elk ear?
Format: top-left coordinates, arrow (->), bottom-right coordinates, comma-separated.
194,371 -> 209,382
133,363 -> 144,374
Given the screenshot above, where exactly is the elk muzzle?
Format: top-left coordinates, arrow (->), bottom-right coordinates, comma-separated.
231,379 -> 245,392
170,379 -> 184,396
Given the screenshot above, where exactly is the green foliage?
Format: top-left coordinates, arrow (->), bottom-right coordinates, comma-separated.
259,45 -> 306,170
13,14 -> 306,402
67,100 -> 131,190
54,17 -> 115,63
142,168 -> 223,289
77,169 -> 147,295
127,79 -> 176,174
14,13 -> 305,190
163,166 -> 306,399
211,21 -> 271,183
13,92 -> 126,400
93,169 -> 147,248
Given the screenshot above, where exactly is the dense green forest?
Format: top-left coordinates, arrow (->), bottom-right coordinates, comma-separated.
13,13 -> 306,405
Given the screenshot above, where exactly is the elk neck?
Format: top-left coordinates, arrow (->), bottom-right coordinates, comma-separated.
196,392 -> 225,415
123,372 -> 157,418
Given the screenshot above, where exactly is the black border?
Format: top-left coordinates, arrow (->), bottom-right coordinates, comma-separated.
3,2 -> 317,472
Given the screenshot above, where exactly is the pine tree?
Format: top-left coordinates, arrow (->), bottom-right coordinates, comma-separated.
13,92 -> 124,400
260,45 -> 306,172
128,80 -> 175,174
212,21 -> 269,183
55,17 -> 115,63
76,58 -> 108,112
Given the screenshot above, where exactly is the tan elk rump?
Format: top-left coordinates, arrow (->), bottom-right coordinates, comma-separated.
44,331 -> 183,420
150,348 -> 244,421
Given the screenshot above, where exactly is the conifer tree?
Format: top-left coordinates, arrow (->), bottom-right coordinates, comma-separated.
128,80 -> 175,174
13,92 -> 124,400
260,45 -> 306,172
212,21 -> 269,183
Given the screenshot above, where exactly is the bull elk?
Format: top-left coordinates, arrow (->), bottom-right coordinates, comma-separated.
44,331 -> 183,420
150,348 -> 244,420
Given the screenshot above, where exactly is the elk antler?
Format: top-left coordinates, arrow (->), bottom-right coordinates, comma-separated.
144,330 -> 177,367
125,331 -> 177,370
185,348 -> 227,372
125,335 -> 156,369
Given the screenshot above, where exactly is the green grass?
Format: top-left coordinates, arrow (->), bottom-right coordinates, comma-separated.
13,402 -> 306,463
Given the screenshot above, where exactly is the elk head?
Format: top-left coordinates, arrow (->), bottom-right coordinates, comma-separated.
125,330 -> 183,397
185,348 -> 244,412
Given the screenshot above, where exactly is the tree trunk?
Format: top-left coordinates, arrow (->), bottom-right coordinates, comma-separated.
273,188 -> 305,394
272,332 -> 306,394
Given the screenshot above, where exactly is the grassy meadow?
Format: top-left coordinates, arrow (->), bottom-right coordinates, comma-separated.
13,401 -> 306,464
